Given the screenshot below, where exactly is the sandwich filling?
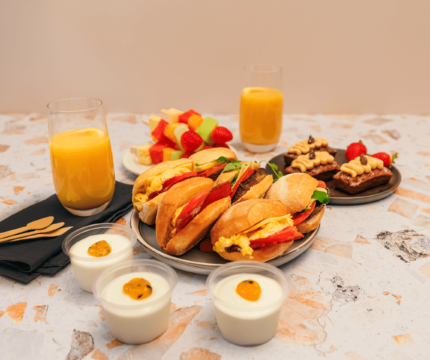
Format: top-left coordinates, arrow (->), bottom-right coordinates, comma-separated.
213,214 -> 298,259
195,160 -> 225,174
169,182 -> 231,237
213,181 -> 330,258
134,165 -> 193,211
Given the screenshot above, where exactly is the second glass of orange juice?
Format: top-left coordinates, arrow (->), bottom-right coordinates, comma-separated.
240,65 -> 283,153
48,98 -> 115,216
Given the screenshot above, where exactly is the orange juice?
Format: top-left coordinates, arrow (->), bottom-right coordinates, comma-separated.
240,87 -> 283,145
49,128 -> 115,210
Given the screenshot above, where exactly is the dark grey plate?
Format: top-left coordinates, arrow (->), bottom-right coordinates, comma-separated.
131,210 -> 319,275
266,149 -> 401,205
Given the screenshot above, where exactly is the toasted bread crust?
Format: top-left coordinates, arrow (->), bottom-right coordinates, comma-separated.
138,193 -> 165,225
297,205 -> 325,233
189,148 -> 237,166
216,241 -> 294,262
164,197 -> 231,255
156,177 -> 214,249
210,199 -> 291,245
132,159 -> 193,198
234,175 -> 273,204
214,170 -> 238,186
265,173 -> 318,213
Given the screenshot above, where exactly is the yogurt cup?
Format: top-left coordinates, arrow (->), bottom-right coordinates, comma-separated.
63,223 -> 136,293
207,261 -> 288,346
93,259 -> 177,344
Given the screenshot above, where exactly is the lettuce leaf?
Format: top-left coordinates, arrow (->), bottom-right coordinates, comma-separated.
312,190 -> 329,204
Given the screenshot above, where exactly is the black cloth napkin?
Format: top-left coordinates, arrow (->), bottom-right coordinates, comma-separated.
0,181 -> 133,284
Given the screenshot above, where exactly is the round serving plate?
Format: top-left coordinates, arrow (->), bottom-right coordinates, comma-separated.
123,145 -> 238,176
266,149 -> 402,205
130,210 -> 319,275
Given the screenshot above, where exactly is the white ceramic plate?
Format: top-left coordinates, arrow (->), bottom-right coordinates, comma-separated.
123,145 -> 238,176
130,210 -> 319,275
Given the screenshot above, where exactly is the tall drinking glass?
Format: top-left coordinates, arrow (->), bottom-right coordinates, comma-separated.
48,98 -> 115,216
240,65 -> 283,153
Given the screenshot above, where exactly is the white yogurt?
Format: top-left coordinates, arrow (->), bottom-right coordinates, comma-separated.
101,271 -> 171,344
69,234 -> 132,293
213,273 -> 284,346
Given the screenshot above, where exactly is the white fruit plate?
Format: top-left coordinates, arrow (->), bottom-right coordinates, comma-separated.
123,145 -> 238,176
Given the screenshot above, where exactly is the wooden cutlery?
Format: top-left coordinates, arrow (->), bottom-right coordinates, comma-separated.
0,217 -> 73,244
0,216 -> 54,240
9,227 -> 73,242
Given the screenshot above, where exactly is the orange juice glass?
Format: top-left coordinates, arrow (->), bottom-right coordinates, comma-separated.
240,65 -> 283,153
48,98 -> 115,216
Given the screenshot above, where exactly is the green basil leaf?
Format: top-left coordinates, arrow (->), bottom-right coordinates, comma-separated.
223,162 -> 243,173
195,163 -> 200,167
312,190 -> 329,204
215,156 -> 229,163
259,160 -> 283,183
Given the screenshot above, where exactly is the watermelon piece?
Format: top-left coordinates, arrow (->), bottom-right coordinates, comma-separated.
149,141 -> 170,164
178,110 -> 201,124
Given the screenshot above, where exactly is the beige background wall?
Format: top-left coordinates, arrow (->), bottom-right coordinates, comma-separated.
1,0 -> 430,114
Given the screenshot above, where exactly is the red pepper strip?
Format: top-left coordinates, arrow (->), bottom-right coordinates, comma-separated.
201,182 -> 231,209
317,181 -> 326,189
176,189 -> 210,231
163,172 -> 197,189
199,164 -> 228,178
292,201 -> 316,226
176,182 -> 231,232
230,168 -> 255,198
250,226 -> 304,247
148,172 -> 197,201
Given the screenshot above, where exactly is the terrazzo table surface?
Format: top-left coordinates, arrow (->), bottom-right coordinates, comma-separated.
1,113 -> 430,360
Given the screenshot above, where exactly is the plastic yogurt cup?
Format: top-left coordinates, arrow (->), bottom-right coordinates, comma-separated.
207,261 -> 288,346
63,223 -> 136,293
93,259 -> 177,344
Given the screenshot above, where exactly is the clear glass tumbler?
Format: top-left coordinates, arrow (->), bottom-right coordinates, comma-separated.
207,261 -> 288,346
93,259 -> 178,344
48,98 -> 115,216
240,65 -> 283,153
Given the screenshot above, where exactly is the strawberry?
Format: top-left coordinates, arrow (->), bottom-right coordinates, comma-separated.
371,152 -> 397,167
211,126 -> 233,144
345,140 -> 367,161
180,131 -> 203,152
199,238 -> 214,252
213,143 -> 230,149
202,146 -> 213,150
181,151 -> 194,159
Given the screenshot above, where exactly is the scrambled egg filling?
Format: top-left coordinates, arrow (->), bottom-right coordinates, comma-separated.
195,161 -> 222,173
172,204 -> 186,227
133,166 -> 191,211
213,215 -> 294,259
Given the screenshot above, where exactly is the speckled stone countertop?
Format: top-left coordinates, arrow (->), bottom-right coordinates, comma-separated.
1,113 -> 430,360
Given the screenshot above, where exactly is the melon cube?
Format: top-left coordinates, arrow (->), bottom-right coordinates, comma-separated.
163,147 -> 175,162
164,123 -> 183,143
188,114 -> 204,131
173,124 -> 189,150
170,149 -> 185,160
196,117 -> 218,144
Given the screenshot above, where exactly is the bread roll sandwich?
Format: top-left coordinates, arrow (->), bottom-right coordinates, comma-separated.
211,199 -> 304,262
265,173 -> 329,234
156,177 -> 231,255
189,148 -> 238,183
132,159 -> 196,225
228,161 -> 273,204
